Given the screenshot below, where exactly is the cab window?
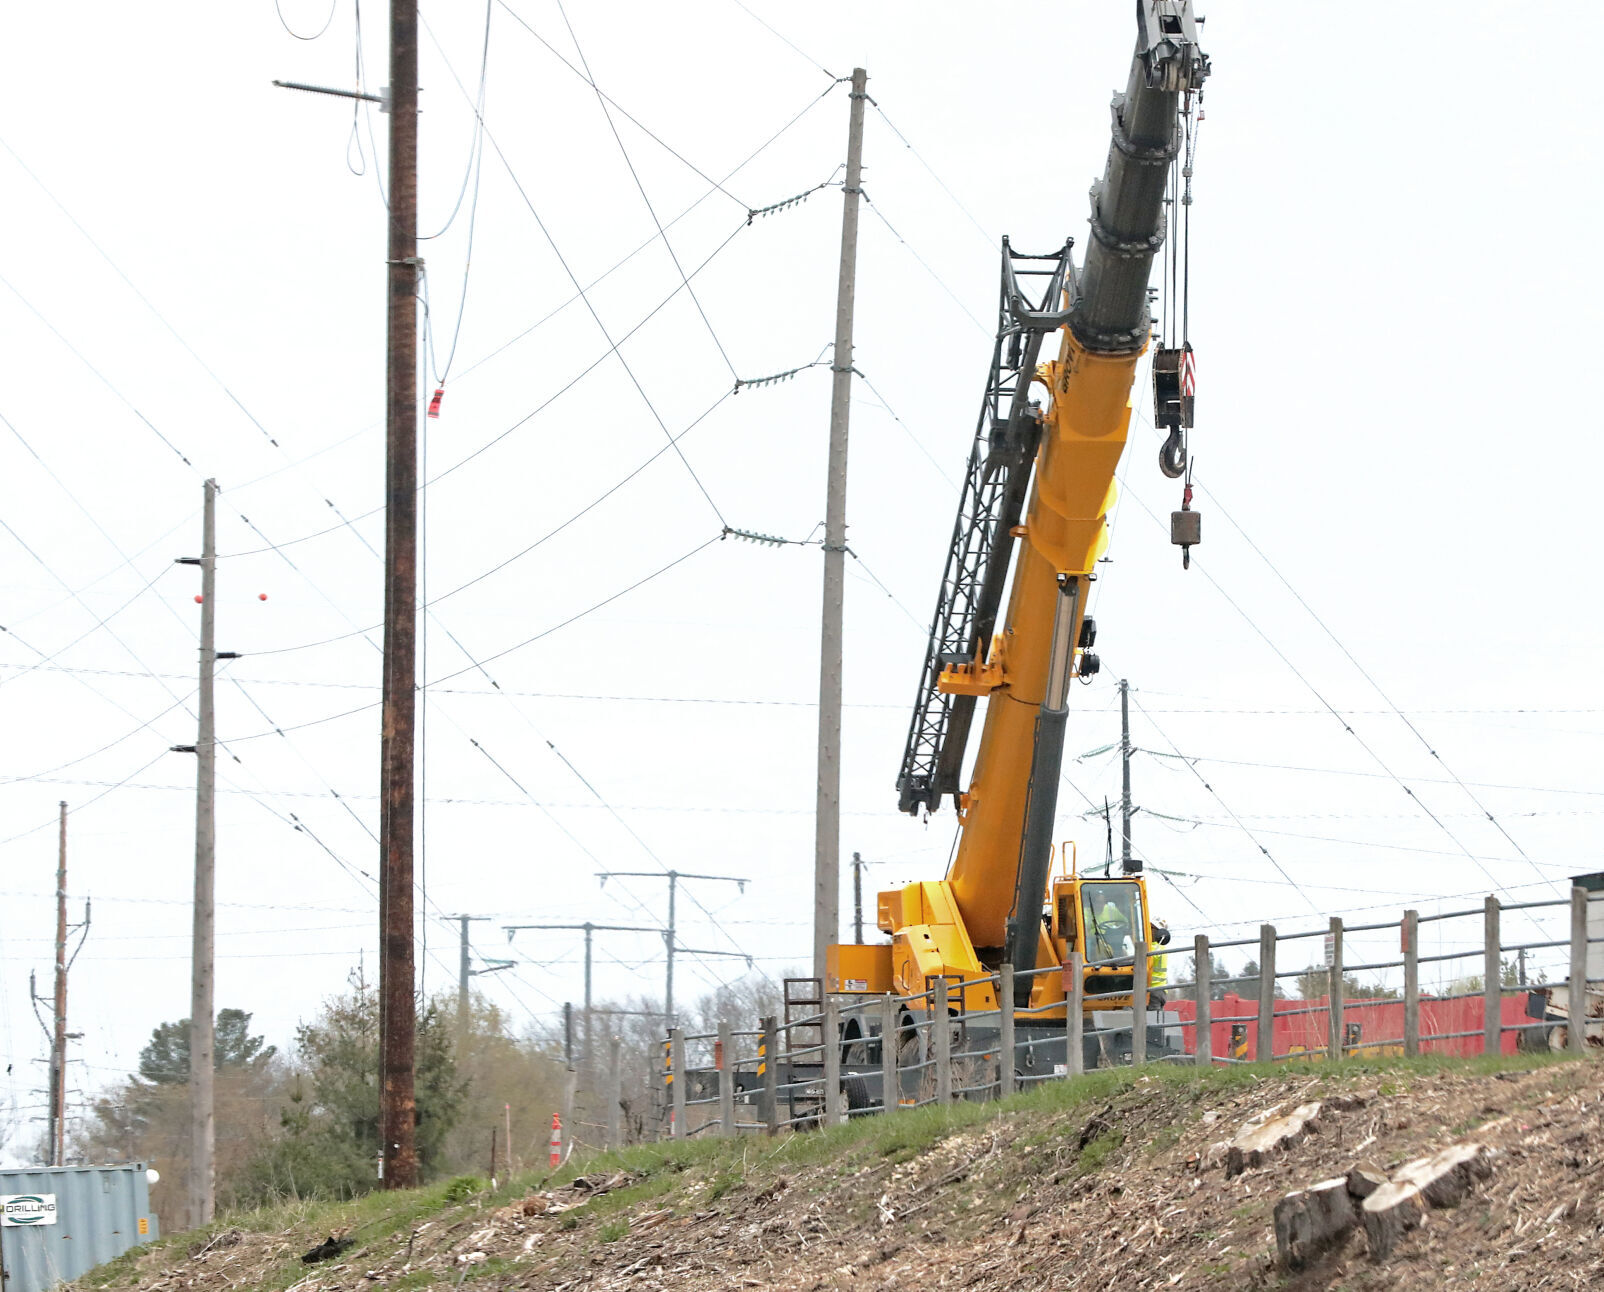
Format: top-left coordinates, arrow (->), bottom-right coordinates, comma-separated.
1081,883 -> 1145,962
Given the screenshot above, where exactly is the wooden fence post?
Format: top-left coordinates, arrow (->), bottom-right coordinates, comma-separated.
1257,923 -> 1277,1062
880,995 -> 900,1114
562,1066 -> 576,1152
1569,887 -> 1588,1056
1328,917 -> 1345,1062
669,1029 -> 686,1140
932,977 -> 953,1104
1131,937 -> 1148,1067
1066,952 -> 1085,1076
1194,934 -> 1213,1067
1403,910 -> 1420,1058
717,1020 -> 735,1137
761,1016 -> 779,1135
997,966 -> 1015,1099
607,1035 -> 622,1150
1484,896 -> 1502,1056
822,997 -> 843,1125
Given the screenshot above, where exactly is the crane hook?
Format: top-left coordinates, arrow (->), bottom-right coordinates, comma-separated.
1159,427 -> 1187,479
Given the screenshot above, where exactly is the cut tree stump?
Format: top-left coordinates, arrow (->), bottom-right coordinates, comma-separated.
1274,1176 -> 1356,1269
1344,1166 -> 1387,1201
1362,1144 -> 1492,1261
1226,1102 -> 1323,1178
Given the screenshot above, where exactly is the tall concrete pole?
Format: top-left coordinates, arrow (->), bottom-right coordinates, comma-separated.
852,852 -> 865,945
457,915 -> 471,1037
1120,679 -> 1136,874
813,67 -> 868,982
379,0 -> 421,1190
665,874 -> 676,1026
50,801 -> 67,1168
188,480 -> 217,1224
582,924 -> 594,1087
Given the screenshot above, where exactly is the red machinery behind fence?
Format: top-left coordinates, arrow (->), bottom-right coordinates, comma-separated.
1165,993 -> 1541,1061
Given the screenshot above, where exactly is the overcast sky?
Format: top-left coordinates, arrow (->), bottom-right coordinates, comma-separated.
1,1 -> 1598,1157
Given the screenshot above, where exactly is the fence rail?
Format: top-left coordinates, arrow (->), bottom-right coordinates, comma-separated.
637,886 -> 1601,1140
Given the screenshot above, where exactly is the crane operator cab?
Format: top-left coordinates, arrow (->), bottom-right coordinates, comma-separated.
1050,873 -> 1171,1010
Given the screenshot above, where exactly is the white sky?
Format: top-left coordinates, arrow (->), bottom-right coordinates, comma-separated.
1,2 -> 1599,1152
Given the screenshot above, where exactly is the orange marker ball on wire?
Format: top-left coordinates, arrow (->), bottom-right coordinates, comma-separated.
194,595 -> 203,604
259,593 -> 268,601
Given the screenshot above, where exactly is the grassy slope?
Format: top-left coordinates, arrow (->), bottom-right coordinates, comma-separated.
79,1052 -> 1584,1292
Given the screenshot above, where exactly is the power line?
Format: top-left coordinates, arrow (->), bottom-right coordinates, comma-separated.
850,368 -> 962,490
726,0 -> 838,81
857,191 -> 990,335
1123,485 -> 1550,906
554,0 -> 740,383
1126,691 -> 1323,915
273,0 -> 338,41
867,101 -> 994,249
496,0 -> 755,208
423,535 -> 722,688
475,122 -> 729,527
1195,476 -> 1558,895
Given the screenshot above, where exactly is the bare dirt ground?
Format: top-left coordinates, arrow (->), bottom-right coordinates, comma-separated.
83,1054 -> 1604,1292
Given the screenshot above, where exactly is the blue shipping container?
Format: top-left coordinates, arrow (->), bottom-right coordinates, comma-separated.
0,1164 -> 158,1292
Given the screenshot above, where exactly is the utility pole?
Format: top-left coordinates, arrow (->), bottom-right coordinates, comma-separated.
814,68 -> 868,983
453,915 -> 509,1040
189,479 -> 218,1223
49,802 -> 67,1168
595,871 -> 749,1024
852,852 -> 866,945
1119,679 -> 1139,874
379,0 -> 421,1191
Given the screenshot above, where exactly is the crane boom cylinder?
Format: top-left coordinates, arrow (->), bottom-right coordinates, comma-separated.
1006,575 -> 1079,1002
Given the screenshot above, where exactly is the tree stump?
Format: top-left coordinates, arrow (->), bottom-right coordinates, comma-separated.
1274,1176 -> 1356,1269
1226,1101 -> 1322,1178
1362,1144 -> 1492,1261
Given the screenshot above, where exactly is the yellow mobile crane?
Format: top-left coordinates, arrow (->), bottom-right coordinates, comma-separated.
828,2 -> 1209,1064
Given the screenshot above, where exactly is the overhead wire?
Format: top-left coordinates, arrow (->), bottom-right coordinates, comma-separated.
415,3 -> 492,390
858,191 -> 990,335
273,0 -> 338,41
726,0 -> 838,81
495,0 -> 755,208
554,0 -> 740,383
0,554 -> 173,690
1,18 -> 853,1031
867,101 -> 994,251
474,120 -> 729,527
1121,483 -> 1557,907
1195,476 -> 1559,896
1125,690 -> 1323,915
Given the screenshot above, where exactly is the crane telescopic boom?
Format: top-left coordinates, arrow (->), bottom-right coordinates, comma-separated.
833,2 -> 1209,1017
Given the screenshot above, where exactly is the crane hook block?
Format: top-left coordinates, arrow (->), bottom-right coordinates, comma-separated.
1171,507 -> 1201,570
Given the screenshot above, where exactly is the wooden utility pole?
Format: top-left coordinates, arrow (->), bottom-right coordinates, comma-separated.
813,68 -> 868,981
189,479 -> 217,1223
49,801 -> 67,1168
379,0 -> 421,1190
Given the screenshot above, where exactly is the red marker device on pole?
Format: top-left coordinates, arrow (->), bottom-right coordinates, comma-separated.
548,1113 -> 562,1169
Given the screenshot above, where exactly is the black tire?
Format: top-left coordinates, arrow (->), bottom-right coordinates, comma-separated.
842,1073 -> 872,1112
